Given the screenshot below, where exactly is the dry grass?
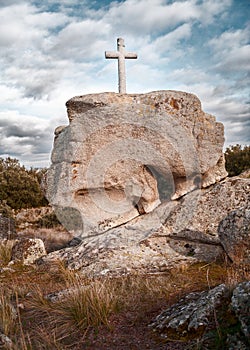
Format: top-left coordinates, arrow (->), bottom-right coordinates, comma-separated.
0,247 -> 249,349
17,227 -> 73,253
225,262 -> 250,289
0,240 -> 15,267
0,290 -> 17,336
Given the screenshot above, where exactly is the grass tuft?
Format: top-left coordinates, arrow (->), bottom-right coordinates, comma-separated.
0,291 -> 17,336
0,244 -> 249,349
0,240 -> 15,267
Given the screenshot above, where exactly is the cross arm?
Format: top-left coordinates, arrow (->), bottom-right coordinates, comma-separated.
105,51 -> 120,59
124,53 -> 137,59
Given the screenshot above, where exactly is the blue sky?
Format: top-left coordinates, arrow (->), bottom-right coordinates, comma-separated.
0,0 -> 249,168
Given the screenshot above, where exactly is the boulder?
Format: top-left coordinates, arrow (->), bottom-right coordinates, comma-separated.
149,281 -> 250,348
41,201 -> 194,274
231,281 -> 250,339
45,91 -> 227,239
218,205 -> 250,265
149,284 -> 229,340
11,238 -> 46,265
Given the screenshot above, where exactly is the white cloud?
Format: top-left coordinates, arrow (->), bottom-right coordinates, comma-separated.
0,0 -> 248,168
0,110 -> 54,167
103,0 -> 232,35
105,0 -> 198,34
0,0 -> 24,7
153,23 -> 192,53
0,3 -> 71,99
197,0 -> 232,24
208,27 -> 250,72
0,3 -> 68,48
51,19 -> 111,61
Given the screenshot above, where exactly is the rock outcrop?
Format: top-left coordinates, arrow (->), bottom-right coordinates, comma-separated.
42,175 -> 249,274
218,205 -> 250,265
149,281 -> 250,349
162,176 -> 249,260
231,281 -> 250,340
149,284 -> 229,339
45,91 -> 227,239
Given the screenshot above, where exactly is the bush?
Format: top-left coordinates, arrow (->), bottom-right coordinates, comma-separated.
0,157 -> 48,210
35,212 -> 61,229
225,145 -> 250,177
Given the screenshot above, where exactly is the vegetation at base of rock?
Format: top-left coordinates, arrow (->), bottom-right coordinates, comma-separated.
0,257 -> 249,349
225,144 -> 250,177
0,157 -> 48,210
34,212 -> 61,229
25,278 -> 118,346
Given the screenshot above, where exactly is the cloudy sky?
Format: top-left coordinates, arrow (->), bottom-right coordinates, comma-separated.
0,0 -> 249,168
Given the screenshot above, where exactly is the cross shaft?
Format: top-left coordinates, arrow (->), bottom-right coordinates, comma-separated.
105,38 -> 137,94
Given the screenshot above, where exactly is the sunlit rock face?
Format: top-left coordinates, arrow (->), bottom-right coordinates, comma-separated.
45,90 -> 227,239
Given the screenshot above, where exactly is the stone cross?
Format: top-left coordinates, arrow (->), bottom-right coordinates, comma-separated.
105,38 -> 137,94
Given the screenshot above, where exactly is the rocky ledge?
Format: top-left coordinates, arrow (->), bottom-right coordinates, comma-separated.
41,174 -> 250,275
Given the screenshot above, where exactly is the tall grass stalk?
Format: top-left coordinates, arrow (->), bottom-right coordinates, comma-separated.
0,291 -> 17,336
0,240 -> 15,266
25,278 -> 118,346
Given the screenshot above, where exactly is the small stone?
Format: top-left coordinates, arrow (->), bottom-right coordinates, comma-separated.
11,238 -> 47,265
0,333 -> 14,349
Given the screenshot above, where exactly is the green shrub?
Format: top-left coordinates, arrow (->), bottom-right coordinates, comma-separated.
0,157 -> 48,210
225,145 -> 250,177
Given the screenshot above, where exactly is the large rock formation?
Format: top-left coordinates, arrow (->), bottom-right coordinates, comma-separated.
45,91 -> 227,240
42,174 -> 250,275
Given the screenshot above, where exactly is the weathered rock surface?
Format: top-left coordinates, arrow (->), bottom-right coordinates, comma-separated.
231,281 -> 250,339
218,205 -> 250,265
45,91 -> 227,239
149,284 -> 229,339
239,169 -> 250,178
162,176 -> 249,237
11,238 -> 47,265
162,176 -> 250,262
150,281 -> 250,349
41,201 -> 194,274
42,175 -> 249,273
